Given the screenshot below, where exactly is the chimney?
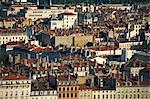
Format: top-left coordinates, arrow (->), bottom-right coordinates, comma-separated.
37,61 -> 40,71
46,82 -> 49,89
36,54 -> 39,59
16,73 -> 20,78
27,54 -> 31,59
139,62 -> 141,67
45,64 -> 47,70
68,74 -> 71,80
49,0 -> 52,6
133,61 -> 136,67
39,57 -> 42,64
46,56 -> 49,62
126,75 -> 128,82
123,72 -> 125,80
80,61 -> 82,67
118,73 -> 121,79
37,0 -> 39,6
141,75 -> 144,82
29,71 -> 32,79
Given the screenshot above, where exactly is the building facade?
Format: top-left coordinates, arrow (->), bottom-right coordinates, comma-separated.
0,29 -> 28,45
0,74 -> 31,99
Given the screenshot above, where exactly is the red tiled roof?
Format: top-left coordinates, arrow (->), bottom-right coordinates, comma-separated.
32,47 -> 42,53
2,73 -> 28,80
61,12 -> 76,15
0,29 -> 25,34
57,75 -> 76,81
32,66 -> 46,71
79,84 -> 92,90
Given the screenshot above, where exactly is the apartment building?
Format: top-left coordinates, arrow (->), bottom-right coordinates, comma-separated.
0,18 -> 33,28
50,12 -> 78,30
79,84 -> 92,99
57,75 -> 79,99
25,8 -> 75,21
0,74 -> 31,99
31,90 -> 57,99
0,29 -> 28,45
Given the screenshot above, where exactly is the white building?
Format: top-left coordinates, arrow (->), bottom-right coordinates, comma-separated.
102,4 -> 132,10
50,12 -> 78,30
6,5 -> 38,16
31,90 -> 57,99
92,89 -> 116,99
0,74 -> 31,99
25,8 -> 75,21
127,22 -> 143,39
115,86 -> 150,99
92,86 -> 150,99
119,42 -> 143,49
0,29 -> 28,45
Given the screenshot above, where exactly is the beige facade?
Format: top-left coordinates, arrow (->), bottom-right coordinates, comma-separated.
79,85 -> 92,99
0,29 -> 28,45
116,86 -> 150,99
54,34 -> 94,47
0,19 -> 33,29
25,8 -> 75,21
0,74 -> 31,99
50,12 -> 78,30
119,42 -> 143,49
54,35 -> 73,47
92,89 -> 116,99
92,86 -> 150,99
31,90 -> 57,99
74,35 -> 94,47
57,85 -> 79,99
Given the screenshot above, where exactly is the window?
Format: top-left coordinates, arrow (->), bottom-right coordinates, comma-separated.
110,95 -> 112,98
59,88 -> 61,91
75,87 -> 77,90
71,93 -> 73,97
94,95 -> 96,99
138,94 -> 140,98
98,95 -> 100,99
106,95 -> 108,98
63,88 -> 65,91
67,93 -> 69,97
71,87 -> 73,91
67,87 -> 69,91
59,94 -> 61,97
16,91 -> 18,96
75,93 -> 77,97
10,91 -> 13,96
5,92 -> 8,96
22,91 -> 24,95
63,94 -> 65,97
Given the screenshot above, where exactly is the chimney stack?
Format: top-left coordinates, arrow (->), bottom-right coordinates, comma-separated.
68,74 -> 71,80
123,72 -> 125,80
141,75 -> 144,82
37,0 -> 39,6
